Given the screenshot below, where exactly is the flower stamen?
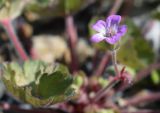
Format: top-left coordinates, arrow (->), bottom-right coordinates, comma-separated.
91,15 -> 127,44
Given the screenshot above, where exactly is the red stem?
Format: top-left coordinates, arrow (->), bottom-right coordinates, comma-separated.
0,19 -> 29,61
0,103 -> 62,113
91,0 -> 124,76
121,109 -> 160,113
92,49 -> 100,71
111,49 -> 120,76
120,0 -> 134,17
135,63 -> 160,82
119,62 -> 160,92
123,92 -> 160,107
65,15 -> 79,73
93,76 -> 121,102
109,0 -> 124,15
92,51 -> 111,76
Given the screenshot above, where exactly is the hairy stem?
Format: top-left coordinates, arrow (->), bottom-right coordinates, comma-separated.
112,50 -> 119,76
120,62 -> 160,92
0,102 -> 64,113
65,15 -> 79,73
109,0 -> 124,15
135,63 -> 160,82
91,0 -> 124,75
93,76 -> 120,102
92,51 -> 111,76
121,109 -> 160,113
0,19 -> 29,61
123,92 -> 160,107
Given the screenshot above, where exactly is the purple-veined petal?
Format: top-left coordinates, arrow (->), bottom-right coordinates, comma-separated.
105,34 -> 121,44
106,15 -> 121,27
92,20 -> 106,34
91,33 -> 106,43
117,25 -> 127,36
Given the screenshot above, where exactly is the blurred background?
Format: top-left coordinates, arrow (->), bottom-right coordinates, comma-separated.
0,0 -> 160,113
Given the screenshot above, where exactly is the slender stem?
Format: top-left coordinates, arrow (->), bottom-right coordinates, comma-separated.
65,15 -> 79,73
92,51 -> 111,76
135,63 -> 160,82
93,76 -> 120,102
92,49 -> 99,71
91,0 -> 124,74
123,92 -> 160,107
111,50 -> 119,76
0,19 -> 29,61
0,102 -> 63,113
121,109 -> 160,113
120,0 -> 134,17
109,0 -> 124,15
120,62 -> 160,92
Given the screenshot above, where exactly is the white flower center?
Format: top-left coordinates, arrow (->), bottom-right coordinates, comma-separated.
106,24 -> 118,37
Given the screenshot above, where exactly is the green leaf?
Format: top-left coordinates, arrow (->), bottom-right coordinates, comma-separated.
2,78 -> 26,101
117,39 -> 145,69
132,37 -> 154,65
65,0 -> 84,14
53,64 -> 69,74
35,72 -> 73,98
24,60 -> 41,77
74,74 -> 84,88
23,60 -> 42,85
1,60 -> 75,107
117,18 -> 155,70
25,87 -> 75,107
2,63 -> 13,80
106,65 -> 136,78
0,0 -> 28,20
25,0 -> 93,20
152,8 -> 160,20
36,0 -> 51,5
9,61 -> 41,87
99,109 -> 115,113
151,70 -> 160,84
98,77 -> 109,88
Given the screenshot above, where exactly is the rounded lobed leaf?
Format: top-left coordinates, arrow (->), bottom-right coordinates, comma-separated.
1,60 -> 75,107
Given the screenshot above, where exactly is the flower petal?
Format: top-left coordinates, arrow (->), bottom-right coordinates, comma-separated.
92,20 -> 106,34
117,25 -> 127,36
106,15 -> 121,27
91,33 -> 106,43
105,34 -> 121,44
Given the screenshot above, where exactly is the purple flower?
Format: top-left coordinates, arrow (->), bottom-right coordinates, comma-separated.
91,15 -> 127,44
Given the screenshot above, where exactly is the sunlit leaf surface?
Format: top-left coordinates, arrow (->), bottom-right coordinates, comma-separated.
2,60 -> 75,107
